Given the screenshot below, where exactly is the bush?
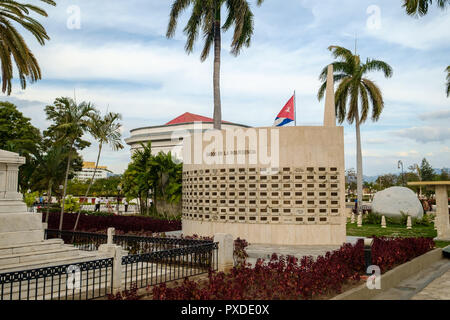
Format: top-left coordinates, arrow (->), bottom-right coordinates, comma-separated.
371,237 -> 434,273
363,212 -> 381,225
42,211 -> 181,233
414,213 -> 434,227
153,241 -> 365,300
151,237 -> 434,300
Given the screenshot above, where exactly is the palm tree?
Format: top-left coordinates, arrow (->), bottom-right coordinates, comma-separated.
402,1 -> 450,96
446,66 -> 450,97
73,111 -> 124,231
318,46 -> 393,209
33,145 -> 65,223
402,0 -> 449,16
166,0 -> 264,130
44,97 -> 97,231
0,0 -> 56,94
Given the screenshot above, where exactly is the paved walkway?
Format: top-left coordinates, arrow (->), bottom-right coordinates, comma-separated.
372,259 -> 450,300
412,266 -> 450,300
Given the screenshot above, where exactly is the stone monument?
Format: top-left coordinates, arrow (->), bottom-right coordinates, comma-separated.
0,150 -> 43,246
0,150 -> 108,273
371,186 -> 424,219
181,65 -> 346,246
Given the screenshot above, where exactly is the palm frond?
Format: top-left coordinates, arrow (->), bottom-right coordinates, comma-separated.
334,77 -> 352,124
361,59 -> 393,78
446,65 -> 450,97
166,0 -> 193,38
0,0 -> 54,94
328,46 -> 354,64
402,0 -> 450,17
361,78 -> 384,122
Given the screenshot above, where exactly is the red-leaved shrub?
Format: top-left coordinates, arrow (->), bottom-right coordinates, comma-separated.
152,237 -> 435,300
371,237 -> 434,273
42,212 -> 181,233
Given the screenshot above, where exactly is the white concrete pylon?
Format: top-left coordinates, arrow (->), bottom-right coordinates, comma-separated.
407,215 -> 412,230
351,212 -> 355,223
357,214 -> 362,227
324,64 -> 336,127
381,215 -> 386,228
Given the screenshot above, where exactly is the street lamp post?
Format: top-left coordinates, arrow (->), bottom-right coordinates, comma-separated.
398,160 -> 405,186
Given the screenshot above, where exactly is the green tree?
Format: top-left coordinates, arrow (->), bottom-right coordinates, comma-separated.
0,101 -> 42,191
150,151 -> 183,216
122,142 -> 182,217
122,142 -> 154,215
44,97 -> 97,231
73,111 -> 123,231
402,0 -> 449,16
318,46 -> 393,209
32,145 -> 65,222
0,0 -> 56,94
437,169 -> 449,181
166,0 -> 264,130
376,174 -> 399,189
420,158 -> 435,181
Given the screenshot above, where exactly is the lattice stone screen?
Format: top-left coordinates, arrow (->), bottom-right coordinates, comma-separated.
182,166 -> 341,225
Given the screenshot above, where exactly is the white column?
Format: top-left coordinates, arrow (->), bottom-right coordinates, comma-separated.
98,243 -> 123,292
213,233 -> 234,272
324,64 -> 336,127
435,185 -> 450,241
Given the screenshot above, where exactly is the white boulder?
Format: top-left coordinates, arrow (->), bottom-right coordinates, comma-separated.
371,187 -> 423,219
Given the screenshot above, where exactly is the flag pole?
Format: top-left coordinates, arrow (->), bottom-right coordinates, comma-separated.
294,90 -> 296,126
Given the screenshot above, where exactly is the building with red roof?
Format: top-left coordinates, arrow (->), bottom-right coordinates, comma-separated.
125,112 -> 249,160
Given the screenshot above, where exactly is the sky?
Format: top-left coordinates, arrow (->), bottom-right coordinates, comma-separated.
3,0 -> 450,176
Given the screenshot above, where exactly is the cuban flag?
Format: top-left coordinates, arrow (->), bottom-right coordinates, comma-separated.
273,95 -> 295,127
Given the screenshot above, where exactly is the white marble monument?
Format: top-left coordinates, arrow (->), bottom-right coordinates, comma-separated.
0,150 -> 44,246
0,149 -> 109,273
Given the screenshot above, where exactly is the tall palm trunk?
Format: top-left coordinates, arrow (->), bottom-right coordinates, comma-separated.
45,180 -> 53,224
73,143 -> 102,231
59,146 -> 72,231
213,12 -> 222,130
355,111 -> 364,212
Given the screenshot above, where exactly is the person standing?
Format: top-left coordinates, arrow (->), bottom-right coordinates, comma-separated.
123,198 -> 128,213
94,197 -> 100,212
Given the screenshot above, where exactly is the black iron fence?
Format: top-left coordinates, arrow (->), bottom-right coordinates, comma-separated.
0,258 -> 113,300
122,242 -> 218,290
45,229 -> 213,254
1,230 -> 220,299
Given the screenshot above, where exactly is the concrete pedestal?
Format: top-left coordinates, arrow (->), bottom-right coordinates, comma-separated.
0,149 -> 113,275
435,185 -> 450,241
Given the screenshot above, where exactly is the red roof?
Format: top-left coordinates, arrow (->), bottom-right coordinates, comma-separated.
165,112 -> 229,125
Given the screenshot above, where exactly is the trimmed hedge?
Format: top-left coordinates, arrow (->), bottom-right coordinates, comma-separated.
42,212 -> 181,233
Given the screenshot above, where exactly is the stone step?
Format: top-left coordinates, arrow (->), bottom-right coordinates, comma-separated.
0,230 -> 44,246
0,246 -> 82,266
0,239 -> 64,256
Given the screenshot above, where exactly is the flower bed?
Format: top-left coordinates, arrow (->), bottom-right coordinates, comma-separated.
42,212 -> 181,234
151,237 -> 434,300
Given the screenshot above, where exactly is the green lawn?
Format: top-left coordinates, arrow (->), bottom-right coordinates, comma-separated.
346,222 -> 450,248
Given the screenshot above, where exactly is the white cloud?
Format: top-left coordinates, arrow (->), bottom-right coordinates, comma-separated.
394,126 -> 450,143
365,10 -> 450,50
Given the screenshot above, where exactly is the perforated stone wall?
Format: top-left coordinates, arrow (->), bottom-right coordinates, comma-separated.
182,166 -> 341,225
